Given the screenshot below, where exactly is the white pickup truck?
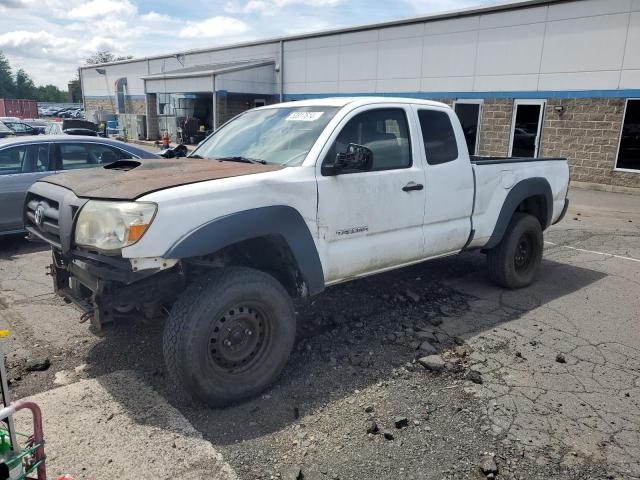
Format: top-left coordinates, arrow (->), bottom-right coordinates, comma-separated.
25,97 -> 569,406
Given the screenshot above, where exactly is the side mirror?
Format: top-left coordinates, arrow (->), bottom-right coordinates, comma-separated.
323,143 -> 373,176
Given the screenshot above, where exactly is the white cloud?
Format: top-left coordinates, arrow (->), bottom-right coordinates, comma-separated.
67,0 -> 136,19
140,11 -> 178,23
179,16 -> 250,38
226,0 -> 340,14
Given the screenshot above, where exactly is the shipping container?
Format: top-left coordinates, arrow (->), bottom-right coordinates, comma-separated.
0,99 -> 38,119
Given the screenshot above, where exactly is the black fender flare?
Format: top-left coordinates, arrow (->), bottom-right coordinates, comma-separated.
484,177 -> 553,250
163,206 -> 325,295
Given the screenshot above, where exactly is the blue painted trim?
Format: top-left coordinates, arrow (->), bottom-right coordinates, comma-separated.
84,89 -> 640,102
283,89 -> 640,100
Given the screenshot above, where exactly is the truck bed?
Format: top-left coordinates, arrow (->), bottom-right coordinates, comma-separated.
467,155 -> 569,250
470,156 -> 566,165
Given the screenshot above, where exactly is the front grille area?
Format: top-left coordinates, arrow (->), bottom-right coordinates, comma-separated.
25,193 -> 62,247
24,182 -> 88,254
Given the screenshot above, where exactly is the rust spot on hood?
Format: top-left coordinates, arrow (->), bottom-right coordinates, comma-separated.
40,158 -> 284,200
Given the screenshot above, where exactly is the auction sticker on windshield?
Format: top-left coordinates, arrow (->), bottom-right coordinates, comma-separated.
286,111 -> 324,121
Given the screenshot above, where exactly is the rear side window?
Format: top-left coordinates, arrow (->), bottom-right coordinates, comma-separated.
327,108 -> 412,171
0,145 -> 29,175
417,110 -> 459,165
59,143 -> 131,170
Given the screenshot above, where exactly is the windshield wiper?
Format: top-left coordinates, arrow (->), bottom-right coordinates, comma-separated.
215,156 -> 266,165
188,154 -> 203,159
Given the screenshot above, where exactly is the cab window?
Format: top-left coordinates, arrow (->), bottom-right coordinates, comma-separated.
417,109 -> 459,165
326,108 -> 412,171
58,143 -> 132,170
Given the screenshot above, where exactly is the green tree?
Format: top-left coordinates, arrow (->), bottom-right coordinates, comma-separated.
0,51 -> 14,98
35,85 -> 68,103
0,50 -> 69,101
14,68 -> 36,99
85,50 -> 133,65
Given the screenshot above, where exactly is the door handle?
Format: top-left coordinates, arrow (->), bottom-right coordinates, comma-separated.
402,181 -> 424,192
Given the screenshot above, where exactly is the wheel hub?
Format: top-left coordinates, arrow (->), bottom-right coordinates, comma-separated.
514,235 -> 532,270
209,306 -> 265,372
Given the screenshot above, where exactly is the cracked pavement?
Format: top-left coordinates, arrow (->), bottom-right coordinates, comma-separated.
0,187 -> 638,479
444,188 -> 640,478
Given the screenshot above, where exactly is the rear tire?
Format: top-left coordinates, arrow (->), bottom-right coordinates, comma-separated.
163,267 -> 296,407
487,213 -> 543,289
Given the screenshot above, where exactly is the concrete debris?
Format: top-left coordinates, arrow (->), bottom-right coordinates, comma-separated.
467,370 -> 483,384
418,355 -> 446,372
405,290 -> 420,303
366,420 -> 379,435
479,455 -> 499,476
285,466 -> 304,480
394,417 -> 409,429
25,358 -> 50,372
419,341 -> 438,355
555,353 -> 567,364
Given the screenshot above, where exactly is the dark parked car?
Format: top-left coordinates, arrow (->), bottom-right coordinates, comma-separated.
2,120 -> 40,136
0,136 -> 157,235
23,120 -> 48,135
45,119 -> 99,136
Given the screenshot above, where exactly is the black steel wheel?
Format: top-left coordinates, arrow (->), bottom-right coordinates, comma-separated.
208,304 -> 271,375
163,267 -> 296,407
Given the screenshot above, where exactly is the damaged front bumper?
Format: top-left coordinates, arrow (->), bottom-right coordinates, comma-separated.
48,248 -> 184,330
25,181 -> 183,331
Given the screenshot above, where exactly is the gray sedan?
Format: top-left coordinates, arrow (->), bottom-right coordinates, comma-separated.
0,135 -> 158,236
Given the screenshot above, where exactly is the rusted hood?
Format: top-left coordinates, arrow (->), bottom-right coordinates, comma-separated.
40,158 -> 284,200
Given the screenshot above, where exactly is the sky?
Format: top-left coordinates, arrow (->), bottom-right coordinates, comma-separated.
0,0 -> 496,89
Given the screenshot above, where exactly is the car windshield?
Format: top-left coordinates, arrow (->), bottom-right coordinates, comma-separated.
191,106 -> 339,166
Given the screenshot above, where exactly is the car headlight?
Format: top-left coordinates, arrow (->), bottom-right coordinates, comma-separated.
75,201 -> 157,252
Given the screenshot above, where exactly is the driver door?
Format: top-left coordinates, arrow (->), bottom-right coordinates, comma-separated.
316,105 -> 427,283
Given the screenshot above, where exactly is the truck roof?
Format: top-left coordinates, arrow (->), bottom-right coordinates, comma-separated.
265,97 -> 450,109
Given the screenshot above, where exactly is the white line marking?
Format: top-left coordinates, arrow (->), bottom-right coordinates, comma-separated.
545,241 -> 640,263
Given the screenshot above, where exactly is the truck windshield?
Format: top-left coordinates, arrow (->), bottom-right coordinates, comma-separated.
191,106 -> 339,166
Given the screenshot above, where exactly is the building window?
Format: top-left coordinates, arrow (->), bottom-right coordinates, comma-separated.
509,99 -> 546,158
115,78 -> 127,114
616,99 -> 640,172
254,99 -> 266,108
454,100 -> 482,155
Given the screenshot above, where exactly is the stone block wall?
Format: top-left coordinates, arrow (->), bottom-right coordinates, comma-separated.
125,98 -> 146,115
539,98 -> 639,192
477,99 -> 513,157
84,98 -> 116,122
85,96 -> 146,121
145,93 -> 160,140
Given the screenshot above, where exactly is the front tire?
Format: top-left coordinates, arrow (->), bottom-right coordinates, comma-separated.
487,213 -> 543,289
163,267 -> 296,407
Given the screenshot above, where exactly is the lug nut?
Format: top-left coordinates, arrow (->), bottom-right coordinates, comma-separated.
224,339 -> 232,347
245,329 -> 253,336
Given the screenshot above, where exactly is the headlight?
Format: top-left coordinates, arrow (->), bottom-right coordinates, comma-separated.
75,201 -> 157,252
